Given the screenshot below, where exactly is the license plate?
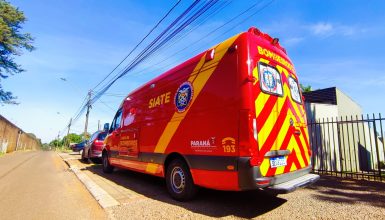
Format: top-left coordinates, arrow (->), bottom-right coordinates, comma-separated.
270,156 -> 287,168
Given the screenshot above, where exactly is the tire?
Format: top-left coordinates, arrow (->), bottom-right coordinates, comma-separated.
102,151 -> 114,173
166,159 -> 197,201
90,157 -> 101,164
80,149 -> 88,162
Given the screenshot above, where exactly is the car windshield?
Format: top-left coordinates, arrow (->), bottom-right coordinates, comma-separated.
98,132 -> 107,141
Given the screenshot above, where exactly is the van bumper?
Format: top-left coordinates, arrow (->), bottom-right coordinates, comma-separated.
264,173 -> 319,194
238,157 -> 319,193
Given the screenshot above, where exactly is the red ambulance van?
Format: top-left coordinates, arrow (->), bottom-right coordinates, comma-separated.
102,27 -> 319,201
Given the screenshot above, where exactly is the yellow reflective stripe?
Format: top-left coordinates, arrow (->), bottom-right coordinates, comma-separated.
153,34 -> 240,154
275,159 -> 286,175
257,95 -> 283,149
255,92 -> 270,119
146,163 -> 159,174
291,140 -> 306,168
298,133 -> 310,163
273,123 -> 291,176
290,161 -> 297,171
260,158 -> 270,176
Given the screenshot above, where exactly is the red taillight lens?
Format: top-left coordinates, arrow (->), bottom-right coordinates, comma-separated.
95,140 -> 103,144
256,179 -> 270,186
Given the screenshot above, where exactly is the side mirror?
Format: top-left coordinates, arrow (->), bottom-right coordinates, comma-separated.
103,123 -> 110,131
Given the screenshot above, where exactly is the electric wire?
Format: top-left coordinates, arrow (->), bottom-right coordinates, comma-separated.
90,0 -> 219,106
92,0 -> 182,91
128,0 -> 272,78
65,0 -> 275,139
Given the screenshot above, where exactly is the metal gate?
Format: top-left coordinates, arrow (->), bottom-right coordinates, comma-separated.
308,114 -> 385,181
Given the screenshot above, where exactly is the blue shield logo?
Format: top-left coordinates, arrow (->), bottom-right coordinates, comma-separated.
175,82 -> 193,113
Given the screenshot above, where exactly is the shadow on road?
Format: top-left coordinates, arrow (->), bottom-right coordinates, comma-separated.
83,163 -> 286,218
308,175 -> 385,208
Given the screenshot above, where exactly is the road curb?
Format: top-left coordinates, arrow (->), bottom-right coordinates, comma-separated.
57,153 -> 120,209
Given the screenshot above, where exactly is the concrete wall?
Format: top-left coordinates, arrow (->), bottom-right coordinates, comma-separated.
0,115 -> 41,153
336,88 -> 363,117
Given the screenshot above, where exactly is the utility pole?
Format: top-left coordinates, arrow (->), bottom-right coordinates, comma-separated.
56,131 -> 60,149
98,120 -> 100,131
66,118 -> 72,147
84,90 -> 92,140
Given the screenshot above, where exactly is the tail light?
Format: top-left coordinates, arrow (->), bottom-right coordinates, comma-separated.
95,140 -> 103,144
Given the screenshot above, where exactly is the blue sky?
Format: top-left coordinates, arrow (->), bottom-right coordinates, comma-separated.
2,0 -> 385,143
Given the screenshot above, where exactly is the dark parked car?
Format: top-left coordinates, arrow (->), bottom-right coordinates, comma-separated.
71,140 -> 87,154
81,130 -> 107,163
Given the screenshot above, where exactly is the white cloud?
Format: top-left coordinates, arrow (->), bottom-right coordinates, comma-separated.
307,22 -> 369,38
282,37 -> 305,47
308,22 -> 334,36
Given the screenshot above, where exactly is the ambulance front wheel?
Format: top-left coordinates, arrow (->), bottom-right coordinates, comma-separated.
166,159 -> 197,201
102,151 -> 114,173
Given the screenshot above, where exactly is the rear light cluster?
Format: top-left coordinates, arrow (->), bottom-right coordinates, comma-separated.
95,140 -> 103,144
248,27 -> 287,54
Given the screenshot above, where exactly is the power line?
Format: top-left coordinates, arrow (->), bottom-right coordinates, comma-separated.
127,0 -> 274,79
92,0 -> 182,91
91,0 -> 220,105
65,0 -> 275,138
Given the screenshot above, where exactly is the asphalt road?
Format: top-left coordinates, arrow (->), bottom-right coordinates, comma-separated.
0,151 -> 107,220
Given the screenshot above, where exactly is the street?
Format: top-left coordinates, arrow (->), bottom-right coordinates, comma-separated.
0,151 -> 106,220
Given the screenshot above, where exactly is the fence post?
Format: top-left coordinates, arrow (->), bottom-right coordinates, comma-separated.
337,117 -> 344,177
372,113 -> 382,181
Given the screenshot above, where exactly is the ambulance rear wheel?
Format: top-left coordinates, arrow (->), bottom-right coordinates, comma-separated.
166,159 -> 197,201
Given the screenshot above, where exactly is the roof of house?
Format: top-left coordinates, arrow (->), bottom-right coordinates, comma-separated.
303,87 -> 337,105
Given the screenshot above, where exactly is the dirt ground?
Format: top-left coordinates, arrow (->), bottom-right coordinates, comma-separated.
64,153 -> 385,220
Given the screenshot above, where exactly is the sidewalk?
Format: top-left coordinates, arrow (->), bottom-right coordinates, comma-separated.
58,152 -> 142,206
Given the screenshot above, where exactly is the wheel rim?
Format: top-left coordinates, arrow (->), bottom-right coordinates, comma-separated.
171,166 -> 185,194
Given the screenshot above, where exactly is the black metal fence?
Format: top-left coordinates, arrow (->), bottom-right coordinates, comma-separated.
308,114 -> 385,181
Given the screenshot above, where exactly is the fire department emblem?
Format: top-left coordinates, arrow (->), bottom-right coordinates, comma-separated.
262,68 -> 277,90
175,81 -> 193,113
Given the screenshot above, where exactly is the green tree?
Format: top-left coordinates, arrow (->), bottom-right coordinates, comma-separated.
49,139 -> 62,148
300,84 -> 312,92
62,133 -> 82,145
0,0 -> 34,104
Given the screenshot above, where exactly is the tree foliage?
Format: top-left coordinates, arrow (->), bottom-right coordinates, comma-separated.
49,133 -> 85,149
0,0 -> 34,104
62,133 -> 83,145
300,84 -> 312,92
